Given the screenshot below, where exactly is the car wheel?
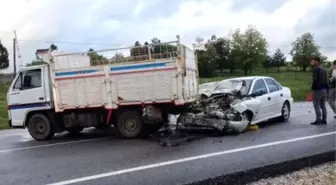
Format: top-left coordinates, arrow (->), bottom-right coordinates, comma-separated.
231,112 -> 250,134
28,113 -> 55,141
279,102 -> 290,122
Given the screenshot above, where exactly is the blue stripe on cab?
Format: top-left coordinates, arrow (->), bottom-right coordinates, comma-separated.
9,102 -> 49,110
110,62 -> 167,72
55,69 -> 98,77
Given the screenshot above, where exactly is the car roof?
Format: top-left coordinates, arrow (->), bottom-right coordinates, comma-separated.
225,76 -> 275,81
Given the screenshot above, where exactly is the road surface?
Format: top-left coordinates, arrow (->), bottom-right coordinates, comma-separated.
0,102 -> 335,185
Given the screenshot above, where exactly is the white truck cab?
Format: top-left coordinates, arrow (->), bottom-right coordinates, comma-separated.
7,65 -> 52,128
7,36 -> 199,141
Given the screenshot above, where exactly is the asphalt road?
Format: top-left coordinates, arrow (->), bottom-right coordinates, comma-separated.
0,102 -> 335,185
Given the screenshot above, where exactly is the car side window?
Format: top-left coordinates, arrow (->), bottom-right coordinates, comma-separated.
13,69 -> 42,90
252,79 -> 268,95
265,78 -> 280,93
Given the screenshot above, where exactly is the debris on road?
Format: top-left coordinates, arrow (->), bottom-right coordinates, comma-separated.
248,162 -> 336,185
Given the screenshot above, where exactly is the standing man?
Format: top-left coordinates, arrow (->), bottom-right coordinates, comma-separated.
311,57 -> 329,125
328,60 -> 336,118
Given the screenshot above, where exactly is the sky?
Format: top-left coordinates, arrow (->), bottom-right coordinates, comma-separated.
0,0 -> 335,73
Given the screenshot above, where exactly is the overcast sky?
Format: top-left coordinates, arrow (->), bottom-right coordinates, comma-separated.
0,0 -> 335,73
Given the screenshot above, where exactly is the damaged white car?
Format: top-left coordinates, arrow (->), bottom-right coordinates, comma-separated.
177,76 -> 294,133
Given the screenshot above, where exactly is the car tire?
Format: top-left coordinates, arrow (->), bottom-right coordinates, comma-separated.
115,109 -> 144,138
279,102 -> 290,122
28,113 -> 55,141
230,112 -> 250,135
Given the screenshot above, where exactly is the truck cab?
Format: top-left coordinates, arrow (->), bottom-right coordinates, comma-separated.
7,65 -> 52,128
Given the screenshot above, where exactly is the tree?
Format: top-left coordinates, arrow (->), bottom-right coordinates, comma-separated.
262,55 -> 272,73
290,32 -> 325,71
87,48 -> 107,65
26,60 -> 47,67
193,36 -> 217,77
272,48 -> 286,72
230,26 -> 268,75
0,40 -> 9,70
151,37 -> 161,44
212,37 -> 231,74
130,41 -> 147,58
193,37 -> 205,50
50,44 -> 58,51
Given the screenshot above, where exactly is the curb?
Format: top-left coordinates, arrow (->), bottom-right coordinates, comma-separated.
186,150 -> 336,185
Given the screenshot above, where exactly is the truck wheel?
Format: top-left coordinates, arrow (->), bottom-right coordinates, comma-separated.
28,113 -> 55,141
115,110 -> 144,138
66,127 -> 83,135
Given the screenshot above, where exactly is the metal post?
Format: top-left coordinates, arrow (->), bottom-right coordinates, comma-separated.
13,38 -> 16,76
176,35 -> 181,56
148,45 -> 151,60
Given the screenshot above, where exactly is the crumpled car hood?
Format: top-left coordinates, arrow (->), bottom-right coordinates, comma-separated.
200,80 -> 246,97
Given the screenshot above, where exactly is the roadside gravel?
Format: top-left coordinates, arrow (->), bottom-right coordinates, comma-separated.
249,162 -> 336,185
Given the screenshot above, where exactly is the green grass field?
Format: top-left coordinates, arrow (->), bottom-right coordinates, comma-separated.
0,70 -> 311,130
0,84 -> 9,129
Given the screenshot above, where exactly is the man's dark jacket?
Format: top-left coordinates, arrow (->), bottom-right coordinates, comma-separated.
311,66 -> 329,91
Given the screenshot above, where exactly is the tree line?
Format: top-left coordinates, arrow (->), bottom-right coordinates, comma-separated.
0,25 -> 328,74
193,25 -> 327,78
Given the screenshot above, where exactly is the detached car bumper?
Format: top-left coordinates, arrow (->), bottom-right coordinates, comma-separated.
177,113 -> 249,133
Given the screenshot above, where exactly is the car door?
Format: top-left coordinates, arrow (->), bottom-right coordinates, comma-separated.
7,68 -> 46,127
265,78 -> 282,115
250,79 -> 271,120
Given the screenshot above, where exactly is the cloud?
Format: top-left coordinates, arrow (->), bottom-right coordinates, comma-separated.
0,0 -> 334,73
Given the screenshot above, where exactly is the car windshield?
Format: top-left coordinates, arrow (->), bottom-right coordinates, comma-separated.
213,79 -> 252,95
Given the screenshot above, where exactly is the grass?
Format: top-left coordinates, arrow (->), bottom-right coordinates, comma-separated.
0,84 -> 9,129
199,69 -> 312,102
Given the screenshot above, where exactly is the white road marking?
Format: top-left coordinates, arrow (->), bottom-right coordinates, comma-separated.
0,133 -> 29,138
0,137 -> 113,154
47,131 -> 336,185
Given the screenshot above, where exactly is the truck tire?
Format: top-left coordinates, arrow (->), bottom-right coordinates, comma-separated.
66,127 -> 83,135
115,110 -> 144,138
27,113 -> 55,141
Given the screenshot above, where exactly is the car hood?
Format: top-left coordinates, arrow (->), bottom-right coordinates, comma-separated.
201,80 -> 245,97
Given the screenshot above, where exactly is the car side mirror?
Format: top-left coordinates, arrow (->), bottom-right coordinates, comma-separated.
258,90 -> 264,96
251,90 -> 264,97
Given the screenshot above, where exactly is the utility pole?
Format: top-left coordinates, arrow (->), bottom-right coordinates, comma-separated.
13,37 -> 16,76
13,31 -> 22,69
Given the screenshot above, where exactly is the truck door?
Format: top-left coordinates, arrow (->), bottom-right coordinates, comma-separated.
7,67 -> 47,127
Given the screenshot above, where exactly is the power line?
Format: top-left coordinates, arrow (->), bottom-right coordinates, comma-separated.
17,39 -> 123,46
